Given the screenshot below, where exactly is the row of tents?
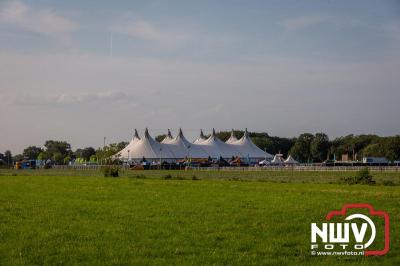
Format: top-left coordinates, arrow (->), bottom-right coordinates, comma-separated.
259,154 -> 299,166
115,128 -> 275,162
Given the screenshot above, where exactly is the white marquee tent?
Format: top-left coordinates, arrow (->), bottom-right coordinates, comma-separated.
116,128 -> 273,161
225,129 -> 239,144
115,129 -> 141,159
193,129 -> 207,144
196,129 -> 239,158
161,129 -> 174,144
284,155 -> 299,165
165,129 -> 209,158
271,154 -> 285,165
228,129 -> 273,159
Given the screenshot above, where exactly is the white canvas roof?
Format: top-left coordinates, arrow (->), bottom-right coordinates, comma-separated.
161,129 -> 174,144
271,154 -> 284,165
193,129 -> 207,144
225,129 -> 238,144
164,128 -> 209,158
229,129 -> 273,159
284,155 -> 299,164
120,128 -> 175,160
116,128 -> 273,160
115,129 -> 141,159
198,129 -> 239,158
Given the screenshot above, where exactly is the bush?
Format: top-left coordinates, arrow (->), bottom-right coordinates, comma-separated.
162,174 -> 172,180
102,165 -> 119,177
191,175 -> 199,180
382,180 -> 395,186
343,167 -> 375,185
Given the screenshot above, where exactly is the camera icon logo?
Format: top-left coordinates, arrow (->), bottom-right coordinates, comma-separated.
311,204 -> 389,256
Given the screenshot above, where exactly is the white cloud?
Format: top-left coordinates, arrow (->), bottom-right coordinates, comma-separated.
0,0 -> 77,39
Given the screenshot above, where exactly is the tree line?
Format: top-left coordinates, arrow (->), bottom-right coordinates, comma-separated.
1,132 -> 399,165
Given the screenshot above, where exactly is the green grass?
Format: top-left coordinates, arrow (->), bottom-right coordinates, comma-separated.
1,168 -> 399,184
0,170 -> 399,265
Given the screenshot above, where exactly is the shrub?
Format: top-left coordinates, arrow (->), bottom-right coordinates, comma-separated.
191,175 -> 199,180
343,167 -> 375,185
162,174 -> 172,180
102,165 -> 119,177
382,180 -> 395,186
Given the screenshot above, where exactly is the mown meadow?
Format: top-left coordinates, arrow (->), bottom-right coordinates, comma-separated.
0,169 -> 399,265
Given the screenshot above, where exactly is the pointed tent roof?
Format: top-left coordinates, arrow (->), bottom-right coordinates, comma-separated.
116,128 -> 273,160
284,155 -> 299,164
198,128 -> 240,158
165,128 -> 209,158
225,129 -> 238,144
194,129 -> 207,144
115,129 -> 141,159
271,154 -> 284,165
161,129 -> 174,144
118,128 -> 175,159
229,129 -> 273,159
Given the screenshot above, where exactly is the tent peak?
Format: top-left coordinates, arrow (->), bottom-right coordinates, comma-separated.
200,129 -> 205,139
144,128 -> 150,139
134,129 -> 140,139
167,129 -> 173,138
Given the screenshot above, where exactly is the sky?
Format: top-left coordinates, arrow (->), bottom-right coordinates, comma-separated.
0,0 -> 400,153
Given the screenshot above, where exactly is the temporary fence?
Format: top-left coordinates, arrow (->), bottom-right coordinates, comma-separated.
44,164 -> 400,172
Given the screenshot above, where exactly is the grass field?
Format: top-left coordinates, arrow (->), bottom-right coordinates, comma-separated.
0,169 -> 399,265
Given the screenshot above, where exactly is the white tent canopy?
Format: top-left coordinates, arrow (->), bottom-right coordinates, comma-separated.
193,129 -> 207,144
116,128 -> 274,160
122,128 -> 175,160
115,129 -> 141,159
225,129 -> 238,144
161,129 -> 174,144
197,129 -> 239,158
271,154 -> 284,165
165,128 -> 209,158
284,155 -> 299,165
229,129 -> 273,159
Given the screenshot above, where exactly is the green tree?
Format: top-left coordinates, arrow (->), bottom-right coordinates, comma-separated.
155,134 -> 166,142
52,152 -> 64,164
43,140 -> 72,164
289,133 -> 314,163
310,133 -> 330,162
75,147 -> 96,161
4,150 -> 12,166
23,146 -> 43,160
37,152 -> 47,161
13,154 -> 24,162
96,142 -> 127,164
63,156 -> 71,164
362,143 -> 385,157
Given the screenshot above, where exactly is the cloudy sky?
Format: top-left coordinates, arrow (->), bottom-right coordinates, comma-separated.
1,0 -> 399,153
